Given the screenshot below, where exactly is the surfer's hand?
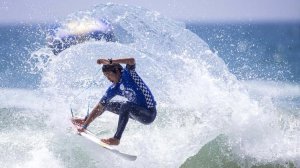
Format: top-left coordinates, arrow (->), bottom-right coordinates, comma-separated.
97,59 -> 110,65
77,126 -> 86,132
71,117 -> 85,126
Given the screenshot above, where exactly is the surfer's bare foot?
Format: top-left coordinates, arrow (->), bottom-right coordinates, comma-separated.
101,138 -> 120,145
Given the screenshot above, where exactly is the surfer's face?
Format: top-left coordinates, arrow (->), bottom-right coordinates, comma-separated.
104,71 -> 120,84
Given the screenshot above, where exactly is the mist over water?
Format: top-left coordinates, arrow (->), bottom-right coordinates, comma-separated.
1,3 -> 299,168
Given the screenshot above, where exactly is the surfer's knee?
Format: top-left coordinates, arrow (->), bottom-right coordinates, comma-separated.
119,102 -> 132,115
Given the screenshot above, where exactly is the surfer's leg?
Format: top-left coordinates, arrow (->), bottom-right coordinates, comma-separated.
103,102 -> 156,141
114,102 -> 157,140
105,101 -> 135,119
99,101 -> 125,145
113,103 -> 131,140
128,104 -> 157,125
104,101 -> 122,115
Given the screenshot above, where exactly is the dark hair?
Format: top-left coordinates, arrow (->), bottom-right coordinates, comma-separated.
102,63 -> 123,73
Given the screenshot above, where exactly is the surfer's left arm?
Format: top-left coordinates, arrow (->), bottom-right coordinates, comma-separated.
97,57 -> 135,65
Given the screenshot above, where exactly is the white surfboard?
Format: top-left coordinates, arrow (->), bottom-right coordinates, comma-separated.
71,119 -> 137,161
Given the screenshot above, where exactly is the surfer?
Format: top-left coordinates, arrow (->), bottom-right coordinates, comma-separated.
72,57 -> 157,145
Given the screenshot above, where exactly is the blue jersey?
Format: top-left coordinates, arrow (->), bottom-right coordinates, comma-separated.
100,64 -> 156,109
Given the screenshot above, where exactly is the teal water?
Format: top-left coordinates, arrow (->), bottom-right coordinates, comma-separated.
181,135 -> 296,168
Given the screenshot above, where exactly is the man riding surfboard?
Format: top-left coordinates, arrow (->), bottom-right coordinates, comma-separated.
72,57 -> 157,145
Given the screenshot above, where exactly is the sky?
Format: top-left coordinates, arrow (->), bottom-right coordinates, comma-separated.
0,0 -> 300,24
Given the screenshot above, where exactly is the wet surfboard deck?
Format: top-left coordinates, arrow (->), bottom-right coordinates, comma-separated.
71,118 -> 137,161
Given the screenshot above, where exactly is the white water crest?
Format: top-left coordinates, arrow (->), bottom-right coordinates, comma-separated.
10,3 -> 300,168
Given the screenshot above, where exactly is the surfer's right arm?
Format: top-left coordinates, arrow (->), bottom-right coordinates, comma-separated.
78,103 -> 105,132
78,84 -> 117,132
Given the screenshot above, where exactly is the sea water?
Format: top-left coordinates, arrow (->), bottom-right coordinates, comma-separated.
0,4 -> 299,168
